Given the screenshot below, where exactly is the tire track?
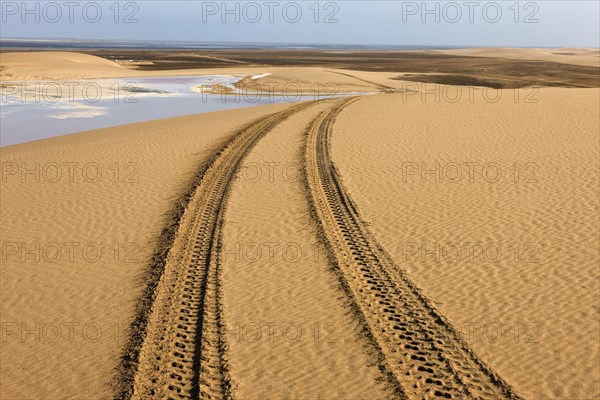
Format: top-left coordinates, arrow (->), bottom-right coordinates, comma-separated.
127,101 -> 320,399
304,97 -> 522,399
325,69 -> 402,93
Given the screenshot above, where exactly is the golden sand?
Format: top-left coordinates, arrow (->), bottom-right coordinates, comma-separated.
331,88 -> 600,399
1,50 -> 598,399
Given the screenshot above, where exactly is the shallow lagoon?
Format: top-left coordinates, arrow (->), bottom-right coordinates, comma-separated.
1,75 -> 325,146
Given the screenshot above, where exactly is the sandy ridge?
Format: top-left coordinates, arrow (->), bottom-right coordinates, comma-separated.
303,97 -> 522,399
126,100 -> 321,399
433,48 -> 600,67
325,70 -> 400,93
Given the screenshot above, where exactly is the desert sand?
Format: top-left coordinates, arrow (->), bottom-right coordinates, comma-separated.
331,88 -> 600,399
434,47 -> 600,67
1,50 -> 599,399
0,52 -> 384,95
0,101 -> 294,399
221,101 -> 393,399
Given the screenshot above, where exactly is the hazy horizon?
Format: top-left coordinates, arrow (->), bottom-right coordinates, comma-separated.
2,36 -> 598,50
1,1 -> 598,48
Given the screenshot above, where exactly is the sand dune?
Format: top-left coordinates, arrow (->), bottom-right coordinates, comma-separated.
0,52 -> 385,94
1,49 -> 599,399
434,47 -> 600,67
0,51 -> 130,80
304,97 -> 519,398
331,88 -> 600,399
0,102 -> 294,399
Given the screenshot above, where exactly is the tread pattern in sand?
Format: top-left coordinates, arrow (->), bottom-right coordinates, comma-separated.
304,97 -> 521,399
221,101 -> 393,399
129,101 -> 319,399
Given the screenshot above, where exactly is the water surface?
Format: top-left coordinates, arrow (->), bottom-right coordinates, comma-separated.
1,75 -> 320,146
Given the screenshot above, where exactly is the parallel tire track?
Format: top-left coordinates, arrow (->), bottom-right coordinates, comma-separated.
304,97 -> 522,399
129,101 -> 319,399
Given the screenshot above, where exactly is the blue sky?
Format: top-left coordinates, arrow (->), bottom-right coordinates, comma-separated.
1,1 -> 599,47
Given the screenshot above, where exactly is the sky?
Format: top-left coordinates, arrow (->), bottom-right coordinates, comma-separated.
1,1 -> 599,47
